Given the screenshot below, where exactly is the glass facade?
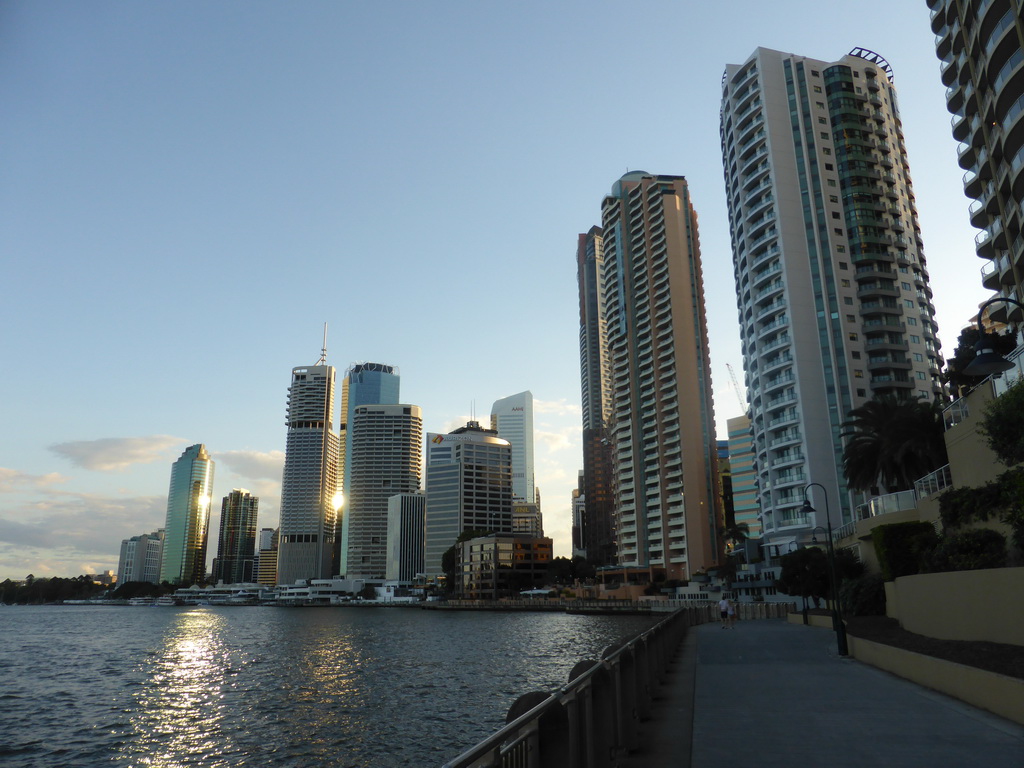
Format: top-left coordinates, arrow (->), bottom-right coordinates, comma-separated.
159,444 -> 215,585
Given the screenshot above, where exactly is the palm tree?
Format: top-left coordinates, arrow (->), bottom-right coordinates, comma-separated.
720,522 -> 750,553
841,396 -> 948,494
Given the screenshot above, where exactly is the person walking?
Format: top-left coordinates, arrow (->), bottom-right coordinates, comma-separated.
718,596 -> 731,628
727,598 -> 737,628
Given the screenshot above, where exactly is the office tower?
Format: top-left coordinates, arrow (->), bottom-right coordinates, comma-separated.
338,362 -> 400,574
512,501 -> 543,537
277,364 -> 340,584
727,415 -> 761,539
721,48 -> 945,549
929,0 -> 1024,322
576,225 -> 617,565
346,404 -> 423,578
159,444 -> 215,585
571,472 -> 586,559
599,172 -> 723,580
212,489 -> 259,584
117,529 -> 165,584
490,391 -> 536,504
255,528 -> 277,587
424,421 -> 513,579
385,492 -> 426,581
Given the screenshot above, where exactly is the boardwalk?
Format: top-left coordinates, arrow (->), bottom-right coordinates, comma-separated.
623,619 -> 1024,768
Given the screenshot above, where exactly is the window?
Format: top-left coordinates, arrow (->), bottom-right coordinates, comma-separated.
905,299 -> 914,308
816,101 -> 825,109
834,227 -> 843,235
825,163 -> 834,171
857,388 -> 866,397
913,353 -> 924,362
907,317 -> 918,326
823,147 -> 832,155
902,282 -> 911,290
818,117 -> 827,124
846,314 -> 855,322
849,332 -> 858,340
852,351 -> 861,359
916,371 -> 927,380
820,131 -> 829,139
910,335 -> 920,344
844,297 -> 854,305
812,70 -> 820,77
855,370 -> 864,378
837,246 -> 846,253
827,179 -> 837,186
832,211 -> 841,219
841,279 -> 851,287
830,195 -> 839,203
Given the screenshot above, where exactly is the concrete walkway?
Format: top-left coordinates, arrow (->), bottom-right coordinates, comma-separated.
623,619 -> 1024,768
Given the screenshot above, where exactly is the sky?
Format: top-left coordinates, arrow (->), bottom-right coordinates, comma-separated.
0,1 -> 991,580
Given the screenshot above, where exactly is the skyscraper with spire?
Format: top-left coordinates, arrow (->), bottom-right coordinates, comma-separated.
276,339 -> 340,584
159,443 -> 215,585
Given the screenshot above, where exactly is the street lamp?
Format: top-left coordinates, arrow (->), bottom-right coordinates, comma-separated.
962,297 -> 1024,377
801,483 -> 849,656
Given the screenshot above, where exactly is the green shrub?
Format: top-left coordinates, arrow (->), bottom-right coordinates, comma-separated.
925,529 -> 1007,572
872,521 -> 937,581
979,377 -> 1024,466
839,573 -> 886,616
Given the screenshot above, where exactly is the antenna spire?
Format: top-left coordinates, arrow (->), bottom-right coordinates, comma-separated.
315,322 -> 328,365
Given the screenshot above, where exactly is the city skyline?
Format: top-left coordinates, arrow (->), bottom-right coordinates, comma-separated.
1,3 -> 994,580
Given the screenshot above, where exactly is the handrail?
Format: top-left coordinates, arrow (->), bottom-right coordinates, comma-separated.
441,603 -> 793,767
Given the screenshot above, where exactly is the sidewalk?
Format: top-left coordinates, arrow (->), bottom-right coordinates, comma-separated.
624,618 -> 1024,768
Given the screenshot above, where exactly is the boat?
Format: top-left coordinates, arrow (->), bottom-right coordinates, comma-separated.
128,597 -> 156,606
155,596 -> 180,606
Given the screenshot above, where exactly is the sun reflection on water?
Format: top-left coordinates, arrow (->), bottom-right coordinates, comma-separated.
119,609 -> 234,766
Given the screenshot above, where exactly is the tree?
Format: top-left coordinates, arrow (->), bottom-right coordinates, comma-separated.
841,396 -> 948,494
979,376 -> 1024,467
776,547 -> 829,607
944,326 -> 1019,397
720,522 -> 750,553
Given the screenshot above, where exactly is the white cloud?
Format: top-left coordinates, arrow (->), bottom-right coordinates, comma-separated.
49,435 -> 185,472
534,398 -> 581,417
214,449 -> 285,481
535,426 -> 579,453
0,468 -> 67,493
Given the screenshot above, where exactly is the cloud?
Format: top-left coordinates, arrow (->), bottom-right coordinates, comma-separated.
213,450 -> 285,481
535,427 -> 579,453
0,468 -> 67,493
49,435 -> 185,472
534,398 -> 581,417
0,493 -> 163,561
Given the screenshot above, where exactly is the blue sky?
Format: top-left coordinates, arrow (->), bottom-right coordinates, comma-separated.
0,2 -> 987,579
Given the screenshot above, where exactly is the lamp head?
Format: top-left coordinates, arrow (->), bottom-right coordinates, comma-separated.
800,499 -> 815,515
963,333 -> 1014,377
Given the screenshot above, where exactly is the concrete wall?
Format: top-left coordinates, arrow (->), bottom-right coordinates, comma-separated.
892,567 -> 1024,646
848,634 -> 1024,726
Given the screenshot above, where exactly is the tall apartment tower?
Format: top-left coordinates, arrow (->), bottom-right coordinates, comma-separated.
159,444 -> 215,585
726,415 -> 761,540
338,362 -> 400,575
721,48 -> 945,546
277,364 -> 340,584
598,172 -> 723,580
928,0 -> 1024,322
385,492 -> 426,581
117,529 -> 165,585
576,225 -> 617,566
213,489 -> 259,584
346,404 -> 423,578
423,422 -> 513,579
490,391 -> 536,505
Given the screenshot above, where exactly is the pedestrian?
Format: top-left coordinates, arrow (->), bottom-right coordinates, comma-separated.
718,596 -> 730,628
727,598 -> 737,629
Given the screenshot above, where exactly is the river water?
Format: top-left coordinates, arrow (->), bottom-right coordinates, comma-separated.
0,606 -> 657,767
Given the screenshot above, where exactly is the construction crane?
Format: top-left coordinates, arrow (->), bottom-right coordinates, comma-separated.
726,363 -> 746,411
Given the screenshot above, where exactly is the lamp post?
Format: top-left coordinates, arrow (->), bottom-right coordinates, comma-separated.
801,483 -> 848,656
962,297 -> 1024,377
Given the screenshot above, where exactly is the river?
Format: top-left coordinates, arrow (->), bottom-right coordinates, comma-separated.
0,605 -> 657,767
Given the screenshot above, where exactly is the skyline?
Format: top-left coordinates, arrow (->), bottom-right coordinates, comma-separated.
1,2 -> 993,580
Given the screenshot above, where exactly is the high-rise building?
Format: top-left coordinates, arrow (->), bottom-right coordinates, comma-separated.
571,471 -> 586,559
212,489 -> 259,584
598,172 -> 723,580
117,529 -> 165,585
576,225 -> 617,566
423,422 -> 513,579
490,391 -> 536,504
720,48 -> 945,549
338,362 -> 400,574
346,404 -> 423,578
255,527 -> 277,587
277,364 -> 340,584
928,0 -> 1024,323
727,415 -> 761,540
159,444 -> 215,585
385,492 -> 426,581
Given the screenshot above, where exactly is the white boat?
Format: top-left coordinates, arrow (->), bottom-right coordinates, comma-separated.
128,597 -> 155,606
154,596 -> 180,606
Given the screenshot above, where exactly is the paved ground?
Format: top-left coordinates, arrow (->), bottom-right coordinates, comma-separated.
623,618 -> 1024,768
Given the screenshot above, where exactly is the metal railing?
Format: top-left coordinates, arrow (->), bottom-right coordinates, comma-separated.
441,603 -> 792,768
